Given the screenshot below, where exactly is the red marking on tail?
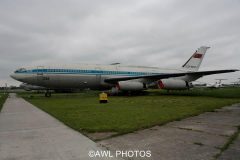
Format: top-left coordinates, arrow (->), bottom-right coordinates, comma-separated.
193,53 -> 203,58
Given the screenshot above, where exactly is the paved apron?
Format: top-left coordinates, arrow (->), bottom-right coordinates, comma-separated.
0,93 -> 119,160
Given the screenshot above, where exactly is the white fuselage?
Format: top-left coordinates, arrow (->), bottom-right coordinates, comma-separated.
10,47 -> 237,92
11,64 -> 189,90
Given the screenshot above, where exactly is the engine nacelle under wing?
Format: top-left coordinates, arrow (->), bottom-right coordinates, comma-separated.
158,79 -> 192,90
117,81 -> 146,91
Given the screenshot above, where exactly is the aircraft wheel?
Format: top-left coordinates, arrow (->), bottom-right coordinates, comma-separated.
45,92 -> 51,97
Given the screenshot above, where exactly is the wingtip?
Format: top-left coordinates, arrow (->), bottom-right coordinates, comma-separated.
230,69 -> 239,72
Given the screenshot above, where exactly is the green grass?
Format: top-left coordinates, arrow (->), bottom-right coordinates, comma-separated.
0,93 -> 8,111
150,87 -> 240,98
19,88 -> 240,135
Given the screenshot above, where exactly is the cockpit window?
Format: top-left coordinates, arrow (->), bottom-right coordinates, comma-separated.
14,68 -> 27,73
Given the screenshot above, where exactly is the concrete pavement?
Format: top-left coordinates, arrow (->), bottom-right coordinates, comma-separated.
99,104 -> 240,160
0,93 -> 118,160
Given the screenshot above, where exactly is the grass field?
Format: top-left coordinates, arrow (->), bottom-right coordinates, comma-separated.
0,93 -> 8,111
152,87 -> 240,98
19,88 -> 240,136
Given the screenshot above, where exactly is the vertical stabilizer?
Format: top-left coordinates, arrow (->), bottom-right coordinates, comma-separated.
182,46 -> 210,71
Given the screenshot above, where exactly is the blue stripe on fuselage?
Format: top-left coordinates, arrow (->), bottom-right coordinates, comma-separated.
15,69 -> 160,76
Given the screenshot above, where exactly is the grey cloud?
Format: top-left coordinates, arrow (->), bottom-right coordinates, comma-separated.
0,0 -> 239,85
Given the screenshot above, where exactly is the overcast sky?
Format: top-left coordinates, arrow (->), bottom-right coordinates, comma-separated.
0,0 -> 239,86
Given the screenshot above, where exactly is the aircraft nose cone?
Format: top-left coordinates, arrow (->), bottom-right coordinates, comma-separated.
10,74 -> 15,79
10,74 -> 17,80
10,73 -> 26,83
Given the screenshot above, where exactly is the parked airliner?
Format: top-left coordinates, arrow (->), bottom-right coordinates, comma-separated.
10,46 -> 238,96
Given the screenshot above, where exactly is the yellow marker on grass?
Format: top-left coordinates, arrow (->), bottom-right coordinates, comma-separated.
99,92 -> 108,103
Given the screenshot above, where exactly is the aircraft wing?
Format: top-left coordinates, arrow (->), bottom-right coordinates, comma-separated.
188,69 -> 238,76
104,69 -> 238,84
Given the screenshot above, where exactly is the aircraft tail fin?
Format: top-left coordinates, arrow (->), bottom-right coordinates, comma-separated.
182,46 -> 210,71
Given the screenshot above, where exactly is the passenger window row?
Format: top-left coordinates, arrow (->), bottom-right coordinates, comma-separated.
17,69 -> 154,75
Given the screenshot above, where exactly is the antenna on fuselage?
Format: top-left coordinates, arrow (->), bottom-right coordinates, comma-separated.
110,63 -> 121,65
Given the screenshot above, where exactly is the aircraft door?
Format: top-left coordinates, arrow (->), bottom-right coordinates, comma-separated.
95,67 -> 102,89
36,66 -> 50,85
37,66 -> 44,79
95,67 -> 101,82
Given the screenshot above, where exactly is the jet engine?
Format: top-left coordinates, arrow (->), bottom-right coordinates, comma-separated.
158,79 -> 192,90
117,81 -> 146,91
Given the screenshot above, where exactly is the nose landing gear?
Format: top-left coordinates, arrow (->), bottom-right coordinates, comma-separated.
45,90 -> 51,97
